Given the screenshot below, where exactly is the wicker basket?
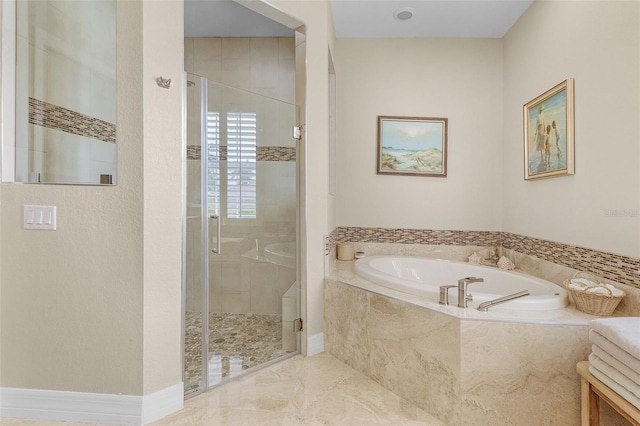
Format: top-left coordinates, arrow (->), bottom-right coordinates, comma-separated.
564,272 -> 625,316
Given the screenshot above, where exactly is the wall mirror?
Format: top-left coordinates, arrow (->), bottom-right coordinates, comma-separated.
1,0 -> 116,185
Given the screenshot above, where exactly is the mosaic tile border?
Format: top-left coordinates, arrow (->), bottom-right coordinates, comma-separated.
330,227 -> 501,247
258,146 -> 296,161
329,226 -> 640,289
501,232 -> 640,290
186,145 -> 295,161
29,97 -> 116,144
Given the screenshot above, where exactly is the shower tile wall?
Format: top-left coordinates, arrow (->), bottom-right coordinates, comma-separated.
184,37 -> 295,104
185,36 -> 296,316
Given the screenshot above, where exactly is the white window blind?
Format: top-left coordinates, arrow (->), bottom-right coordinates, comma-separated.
206,112 -> 257,219
226,112 -> 257,219
206,112 -> 221,216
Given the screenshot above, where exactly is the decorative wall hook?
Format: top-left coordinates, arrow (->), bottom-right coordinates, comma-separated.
155,77 -> 171,89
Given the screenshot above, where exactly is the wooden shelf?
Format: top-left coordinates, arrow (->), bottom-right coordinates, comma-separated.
577,361 -> 640,426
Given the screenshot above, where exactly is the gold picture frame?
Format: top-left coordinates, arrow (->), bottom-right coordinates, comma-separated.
377,116 -> 448,177
523,79 -> 575,180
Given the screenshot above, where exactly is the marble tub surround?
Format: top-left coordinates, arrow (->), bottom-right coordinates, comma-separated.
324,276 -> 592,425
326,226 -> 640,316
327,227 -> 640,290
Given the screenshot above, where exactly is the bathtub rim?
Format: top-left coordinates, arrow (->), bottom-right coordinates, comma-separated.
327,258 -> 597,326
354,255 -> 569,311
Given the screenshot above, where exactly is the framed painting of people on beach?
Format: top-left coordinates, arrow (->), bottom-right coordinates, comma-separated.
523,79 -> 575,180
377,116 -> 448,177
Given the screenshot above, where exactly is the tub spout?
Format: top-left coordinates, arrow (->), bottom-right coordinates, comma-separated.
477,290 -> 530,312
457,277 -> 484,308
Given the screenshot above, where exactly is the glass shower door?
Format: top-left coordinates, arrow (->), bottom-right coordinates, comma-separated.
184,73 -> 300,397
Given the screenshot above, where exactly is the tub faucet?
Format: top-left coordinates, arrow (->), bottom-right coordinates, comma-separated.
439,285 -> 457,305
457,277 -> 484,308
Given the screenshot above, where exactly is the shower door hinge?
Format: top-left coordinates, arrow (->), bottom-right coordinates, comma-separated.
293,318 -> 303,333
292,125 -> 302,140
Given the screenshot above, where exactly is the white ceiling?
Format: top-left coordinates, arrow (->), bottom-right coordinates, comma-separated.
184,0 -> 534,38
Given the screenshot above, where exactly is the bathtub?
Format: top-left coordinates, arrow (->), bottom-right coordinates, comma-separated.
264,242 -> 296,269
354,255 -> 568,311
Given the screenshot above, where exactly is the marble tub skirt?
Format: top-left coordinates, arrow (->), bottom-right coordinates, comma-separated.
324,272 -> 593,426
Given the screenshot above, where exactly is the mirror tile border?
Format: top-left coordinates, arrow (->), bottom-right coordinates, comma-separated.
29,98 -> 116,144
328,226 -> 640,290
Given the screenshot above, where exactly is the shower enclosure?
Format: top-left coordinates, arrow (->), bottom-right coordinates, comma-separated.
183,73 -> 300,396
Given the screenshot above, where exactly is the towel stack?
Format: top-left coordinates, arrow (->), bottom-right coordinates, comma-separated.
569,277 -> 625,296
588,317 -> 640,410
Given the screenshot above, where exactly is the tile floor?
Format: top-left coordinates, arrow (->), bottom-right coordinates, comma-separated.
0,353 -> 443,426
184,311 -> 289,394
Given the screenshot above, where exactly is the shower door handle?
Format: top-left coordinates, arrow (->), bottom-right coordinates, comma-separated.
210,214 -> 221,254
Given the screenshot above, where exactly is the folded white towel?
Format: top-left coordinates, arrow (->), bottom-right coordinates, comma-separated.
586,284 -> 624,296
593,344 -> 640,386
586,286 -> 611,295
590,353 -> 640,398
589,364 -> 640,411
569,279 -> 625,296
590,317 -> 640,359
606,284 -> 625,297
590,330 -> 640,376
569,278 -> 594,290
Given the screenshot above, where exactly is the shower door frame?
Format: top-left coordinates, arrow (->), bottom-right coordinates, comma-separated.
182,72 -> 301,398
197,75 -> 211,393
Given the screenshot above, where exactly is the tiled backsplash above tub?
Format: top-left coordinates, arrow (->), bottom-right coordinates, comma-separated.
501,232 -> 640,291
328,227 -> 640,290
330,227 -> 501,248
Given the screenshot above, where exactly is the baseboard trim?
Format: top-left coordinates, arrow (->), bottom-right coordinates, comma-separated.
0,383 -> 183,425
307,332 -> 324,356
142,382 -> 184,424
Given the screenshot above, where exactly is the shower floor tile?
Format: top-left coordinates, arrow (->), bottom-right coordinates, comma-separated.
184,311 -> 290,395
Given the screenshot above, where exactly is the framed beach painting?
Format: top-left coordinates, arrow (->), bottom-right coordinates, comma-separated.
523,79 -> 575,180
377,116 -> 448,177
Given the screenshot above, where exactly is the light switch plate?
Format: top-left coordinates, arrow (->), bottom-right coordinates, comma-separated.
24,205 -> 56,230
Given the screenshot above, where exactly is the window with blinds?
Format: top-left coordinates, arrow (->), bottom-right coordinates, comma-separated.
227,112 -> 257,219
206,112 -> 257,219
206,112 -> 221,216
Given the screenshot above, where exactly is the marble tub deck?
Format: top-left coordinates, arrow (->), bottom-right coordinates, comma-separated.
324,259 -> 597,425
0,353 -> 443,426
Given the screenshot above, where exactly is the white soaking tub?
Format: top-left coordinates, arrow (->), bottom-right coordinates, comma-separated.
354,255 -> 568,311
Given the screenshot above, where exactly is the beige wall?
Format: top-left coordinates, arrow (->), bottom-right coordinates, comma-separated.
140,0 -> 184,396
335,38 -> 503,231
245,0 -> 336,351
0,0 -> 183,397
502,0 -> 639,258
335,2 -> 639,260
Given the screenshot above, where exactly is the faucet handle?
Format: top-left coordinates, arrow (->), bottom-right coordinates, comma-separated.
439,285 -> 457,305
